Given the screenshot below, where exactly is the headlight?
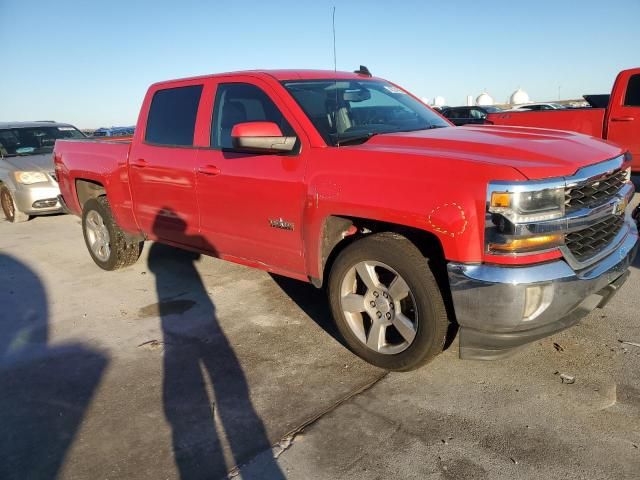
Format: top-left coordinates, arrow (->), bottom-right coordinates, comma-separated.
14,171 -> 48,185
487,181 -> 566,254
489,186 -> 565,223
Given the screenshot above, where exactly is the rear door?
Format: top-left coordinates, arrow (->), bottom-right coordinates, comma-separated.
195,77 -> 308,275
128,82 -> 205,247
606,69 -> 640,168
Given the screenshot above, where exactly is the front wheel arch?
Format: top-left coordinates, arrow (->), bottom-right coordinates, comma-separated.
318,216 -> 448,287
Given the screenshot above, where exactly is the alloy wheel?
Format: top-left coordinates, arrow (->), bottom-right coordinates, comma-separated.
339,261 -> 418,354
85,210 -> 111,262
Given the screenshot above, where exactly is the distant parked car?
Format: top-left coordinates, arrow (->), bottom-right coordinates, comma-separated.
440,106 -> 502,126
510,103 -> 566,111
0,121 -> 85,223
92,126 -> 135,138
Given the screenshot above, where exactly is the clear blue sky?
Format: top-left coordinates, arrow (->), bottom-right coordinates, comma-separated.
1,0 -> 638,128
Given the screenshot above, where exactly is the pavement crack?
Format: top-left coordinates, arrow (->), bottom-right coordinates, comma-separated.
226,370 -> 389,478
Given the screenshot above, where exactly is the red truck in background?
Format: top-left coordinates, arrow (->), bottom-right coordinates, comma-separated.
54,69 -> 638,371
487,68 -> 640,171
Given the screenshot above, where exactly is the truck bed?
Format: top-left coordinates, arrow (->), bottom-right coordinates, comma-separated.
54,137 -> 135,226
487,108 -> 606,138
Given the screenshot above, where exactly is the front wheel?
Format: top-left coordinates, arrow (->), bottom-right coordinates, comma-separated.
82,196 -> 143,270
1,186 -> 29,223
328,232 -> 449,371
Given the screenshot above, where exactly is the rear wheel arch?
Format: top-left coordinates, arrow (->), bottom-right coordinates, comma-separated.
75,179 -> 106,210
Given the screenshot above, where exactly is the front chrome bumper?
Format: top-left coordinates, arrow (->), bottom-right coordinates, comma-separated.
448,218 -> 638,360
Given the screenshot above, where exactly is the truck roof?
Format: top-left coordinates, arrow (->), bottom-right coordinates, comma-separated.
150,69 -> 380,88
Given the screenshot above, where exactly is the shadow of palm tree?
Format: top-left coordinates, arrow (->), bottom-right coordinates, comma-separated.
147,209 -> 285,479
0,253 -> 108,480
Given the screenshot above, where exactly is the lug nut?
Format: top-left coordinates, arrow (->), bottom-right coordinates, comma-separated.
373,291 -> 379,297
383,292 -> 388,298
370,301 -> 376,307
390,303 -> 394,309
376,311 -> 382,318
386,312 -> 391,319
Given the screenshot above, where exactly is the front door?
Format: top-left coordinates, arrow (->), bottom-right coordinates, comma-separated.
195,79 -> 307,275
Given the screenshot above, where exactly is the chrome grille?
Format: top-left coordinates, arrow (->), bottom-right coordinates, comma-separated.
565,214 -> 625,262
565,169 -> 627,212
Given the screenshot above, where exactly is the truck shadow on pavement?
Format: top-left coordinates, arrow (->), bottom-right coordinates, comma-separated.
0,253 -> 108,480
147,210 -> 285,480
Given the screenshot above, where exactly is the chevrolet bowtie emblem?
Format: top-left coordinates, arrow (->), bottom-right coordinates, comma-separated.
612,197 -> 628,216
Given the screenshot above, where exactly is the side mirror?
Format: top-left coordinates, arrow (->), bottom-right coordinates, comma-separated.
231,122 -> 296,153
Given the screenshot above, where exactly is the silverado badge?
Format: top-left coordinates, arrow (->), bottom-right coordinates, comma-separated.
269,218 -> 295,231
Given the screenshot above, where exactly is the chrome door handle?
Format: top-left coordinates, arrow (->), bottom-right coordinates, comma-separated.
611,116 -> 635,122
197,165 -> 221,176
131,158 -> 147,168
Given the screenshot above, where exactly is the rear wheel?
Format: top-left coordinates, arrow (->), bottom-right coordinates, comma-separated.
1,186 -> 29,223
328,232 -> 449,371
82,196 -> 143,270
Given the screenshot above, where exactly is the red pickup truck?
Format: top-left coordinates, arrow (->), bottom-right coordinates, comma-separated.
54,69 -> 638,370
487,68 -> 640,171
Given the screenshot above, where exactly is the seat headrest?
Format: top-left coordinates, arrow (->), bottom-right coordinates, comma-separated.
221,101 -> 247,128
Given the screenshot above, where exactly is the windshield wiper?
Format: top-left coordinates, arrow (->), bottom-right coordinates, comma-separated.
335,132 -> 378,146
334,124 -> 449,146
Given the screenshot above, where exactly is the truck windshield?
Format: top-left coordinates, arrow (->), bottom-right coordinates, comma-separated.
282,80 -> 449,146
0,126 -> 85,157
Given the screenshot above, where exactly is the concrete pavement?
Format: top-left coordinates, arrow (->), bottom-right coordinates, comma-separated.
1,195 -> 639,479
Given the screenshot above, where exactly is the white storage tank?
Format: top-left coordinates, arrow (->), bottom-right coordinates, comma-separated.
476,92 -> 494,106
510,88 -> 530,105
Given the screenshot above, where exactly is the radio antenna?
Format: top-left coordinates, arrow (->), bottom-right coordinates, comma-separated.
332,6 -> 337,72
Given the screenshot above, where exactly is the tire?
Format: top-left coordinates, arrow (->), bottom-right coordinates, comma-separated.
82,196 -> 143,270
328,232 -> 449,371
1,186 -> 29,223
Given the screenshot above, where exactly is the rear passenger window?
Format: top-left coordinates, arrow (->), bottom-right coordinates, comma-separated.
145,85 -> 203,146
624,74 -> 640,107
211,83 -> 294,149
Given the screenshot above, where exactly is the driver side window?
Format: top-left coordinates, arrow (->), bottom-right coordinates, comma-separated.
211,83 -> 294,149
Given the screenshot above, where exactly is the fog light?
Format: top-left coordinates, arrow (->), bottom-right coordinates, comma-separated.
32,198 -> 58,209
523,284 -> 553,321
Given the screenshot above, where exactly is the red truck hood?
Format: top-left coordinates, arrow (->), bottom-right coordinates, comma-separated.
358,125 -> 623,179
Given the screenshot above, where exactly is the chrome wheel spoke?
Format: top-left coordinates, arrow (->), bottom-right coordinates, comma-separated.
367,321 -> 386,351
342,293 -> 366,313
389,275 -> 410,301
86,210 -> 111,261
355,262 -> 381,290
393,313 -> 417,344
92,239 -> 104,256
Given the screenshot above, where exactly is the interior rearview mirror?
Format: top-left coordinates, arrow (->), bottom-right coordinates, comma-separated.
231,122 -> 296,153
